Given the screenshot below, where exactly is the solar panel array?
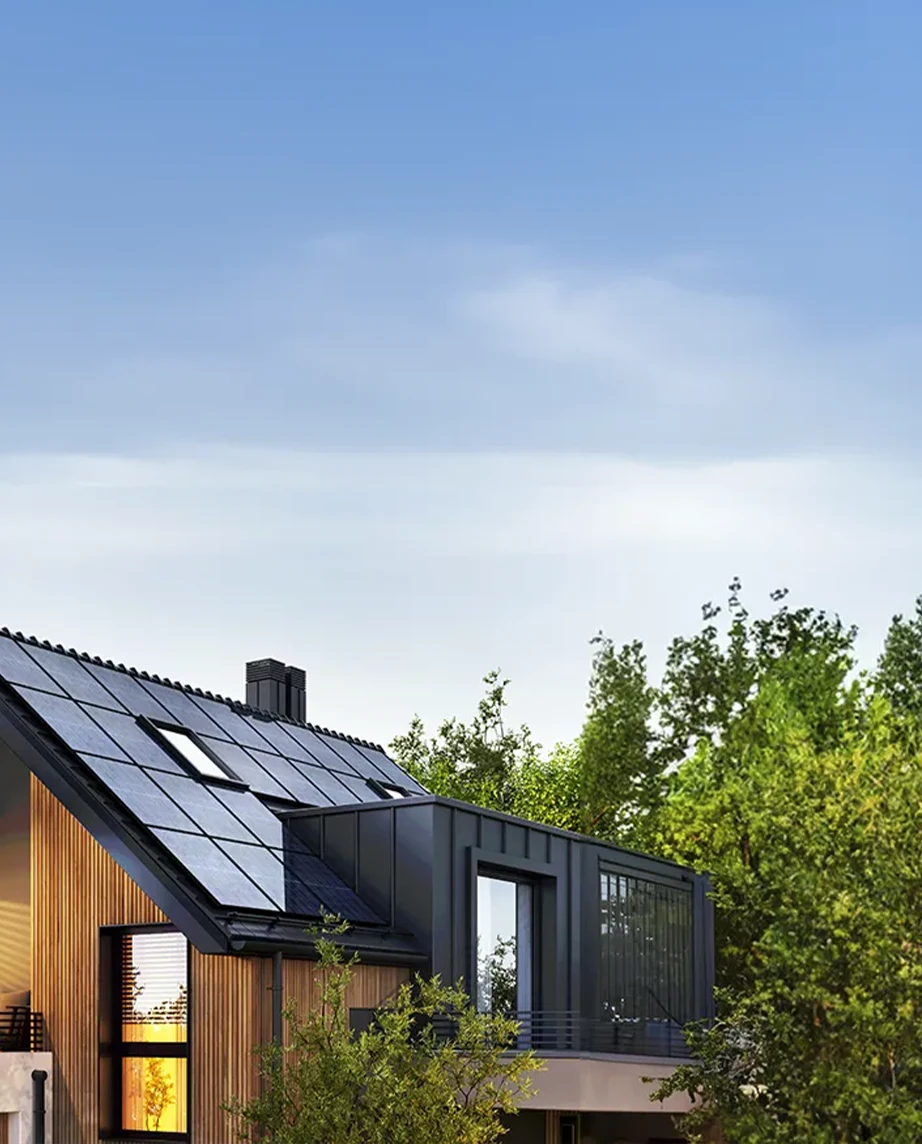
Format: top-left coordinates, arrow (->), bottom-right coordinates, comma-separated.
0,634 -> 424,924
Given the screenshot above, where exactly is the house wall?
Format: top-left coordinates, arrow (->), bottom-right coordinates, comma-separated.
0,748 -> 30,996
30,777 -> 407,1144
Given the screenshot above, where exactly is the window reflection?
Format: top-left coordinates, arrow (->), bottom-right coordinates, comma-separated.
476,875 -> 532,1013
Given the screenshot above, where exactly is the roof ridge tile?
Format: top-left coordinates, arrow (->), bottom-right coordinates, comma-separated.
0,625 -> 387,751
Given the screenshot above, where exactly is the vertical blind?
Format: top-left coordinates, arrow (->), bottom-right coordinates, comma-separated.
599,868 -> 694,1024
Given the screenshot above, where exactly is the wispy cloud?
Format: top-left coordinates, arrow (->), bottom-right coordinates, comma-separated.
3,236 -> 920,458
1,446 -> 919,748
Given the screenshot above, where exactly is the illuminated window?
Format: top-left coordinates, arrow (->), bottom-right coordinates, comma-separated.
101,928 -> 189,1139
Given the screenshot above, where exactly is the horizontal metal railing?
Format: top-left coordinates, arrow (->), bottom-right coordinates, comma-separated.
429,1010 -> 692,1059
0,1008 -> 45,1052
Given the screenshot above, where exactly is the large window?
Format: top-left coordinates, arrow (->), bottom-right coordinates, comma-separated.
599,868 -> 694,1026
101,928 -> 189,1138
476,874 -> 533,1014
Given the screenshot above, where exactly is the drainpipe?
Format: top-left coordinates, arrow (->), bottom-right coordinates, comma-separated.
31,1069 -> 47,1144
272,951 -> 283,1047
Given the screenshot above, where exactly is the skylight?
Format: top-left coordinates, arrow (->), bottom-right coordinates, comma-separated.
151,724 -> 232,782
377,782 -> 410,799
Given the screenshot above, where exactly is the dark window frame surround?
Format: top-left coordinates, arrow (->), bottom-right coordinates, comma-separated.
99,922 -> 192,1143
466,849 -> 559,1016
138,716 -> 250,791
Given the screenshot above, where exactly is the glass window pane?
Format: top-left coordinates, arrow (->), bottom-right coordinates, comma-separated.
154,726 -> 228,781
121,931 -> 188,1043
121,1058 -> 187,1134
476,876 -> 518,1014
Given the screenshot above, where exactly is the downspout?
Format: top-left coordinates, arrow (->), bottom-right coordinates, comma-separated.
272,950 -> 283,1047
31,1069 -> 47,1144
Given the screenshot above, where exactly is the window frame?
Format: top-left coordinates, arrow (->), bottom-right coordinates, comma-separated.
138,716 -> 248,789
99,924 -> 192,1142
367,778 -> 412,799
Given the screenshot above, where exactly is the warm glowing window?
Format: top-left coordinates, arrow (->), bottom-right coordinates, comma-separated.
101,928 -> 189,1139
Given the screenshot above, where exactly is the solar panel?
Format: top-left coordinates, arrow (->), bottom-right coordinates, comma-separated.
190,695 -> 279,752
21,646 -> 127,710
196,738 -> 296,801
146,772 -> 259,843
247,750 -> 330,806
208,787 -> 285,847
151,829 -> 276,910
322,736 -> 384,781
356,745 -> 426,793
335,772 -> 379,804
83,663 -> 176,721
12,686 -> 131,759
241,715 -> 315,762
78,754 -> 202,832
78,706 -> 188,773
288,761 -> 355,805
138,681 -> 229,739
276,847 -> 383,924
0,639 -> 66,695
214,839 -> 327,917
280,724 -> 360,776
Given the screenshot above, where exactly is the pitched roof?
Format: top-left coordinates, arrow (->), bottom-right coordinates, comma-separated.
0,628 -> 426,959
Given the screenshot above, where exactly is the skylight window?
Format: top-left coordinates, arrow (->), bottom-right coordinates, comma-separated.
142,719 -> 236,783
376,782 -> 410,799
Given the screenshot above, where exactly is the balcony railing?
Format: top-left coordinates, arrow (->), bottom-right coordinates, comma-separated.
427,1010 -> 692,1059
0,1007 -> 45,1052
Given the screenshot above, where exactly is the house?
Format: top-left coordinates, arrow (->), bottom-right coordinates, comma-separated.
0,628 -> 715,1144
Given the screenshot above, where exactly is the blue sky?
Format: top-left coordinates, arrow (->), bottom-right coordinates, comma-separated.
3,2 -> 922,747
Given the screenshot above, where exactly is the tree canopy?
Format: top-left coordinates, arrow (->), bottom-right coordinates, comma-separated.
392,583 -> 922,1142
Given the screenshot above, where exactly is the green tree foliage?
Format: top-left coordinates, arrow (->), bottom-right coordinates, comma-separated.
651,690 -> 922,1142
393,581 -> 922,1140
226,923 -> 541,1144
876,593 -> 922,726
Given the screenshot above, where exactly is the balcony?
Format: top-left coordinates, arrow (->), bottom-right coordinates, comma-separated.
0,1009 -> 44,1055
425,1010 -> 693,1060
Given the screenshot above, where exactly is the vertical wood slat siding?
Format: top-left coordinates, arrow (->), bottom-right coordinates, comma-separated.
0,1112 -> 8,1144
30,777 -> 266,1144
31,776 -> 413,1144
281,959 -> 410,1045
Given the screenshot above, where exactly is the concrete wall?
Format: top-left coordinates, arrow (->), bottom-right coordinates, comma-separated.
0,1053 -> 52,1144
0,747 -> 30,995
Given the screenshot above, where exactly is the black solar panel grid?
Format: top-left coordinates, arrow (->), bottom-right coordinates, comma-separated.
151,828 -> 276,911
13,686 -> 132,760
77,754 -> 203,833
20,645 -> 128,710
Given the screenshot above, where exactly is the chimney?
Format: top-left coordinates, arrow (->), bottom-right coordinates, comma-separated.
246,658 -> 307,722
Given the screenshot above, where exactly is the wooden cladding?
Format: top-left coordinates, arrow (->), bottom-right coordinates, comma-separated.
30,776 -> 411,1144
0,1112 -> 8,1144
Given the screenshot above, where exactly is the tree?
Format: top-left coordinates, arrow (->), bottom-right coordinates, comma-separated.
225,922 -> 542,1144
876,593 -> 922,726
650,686 -> 922,1142
144,1058 -> 175,1132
